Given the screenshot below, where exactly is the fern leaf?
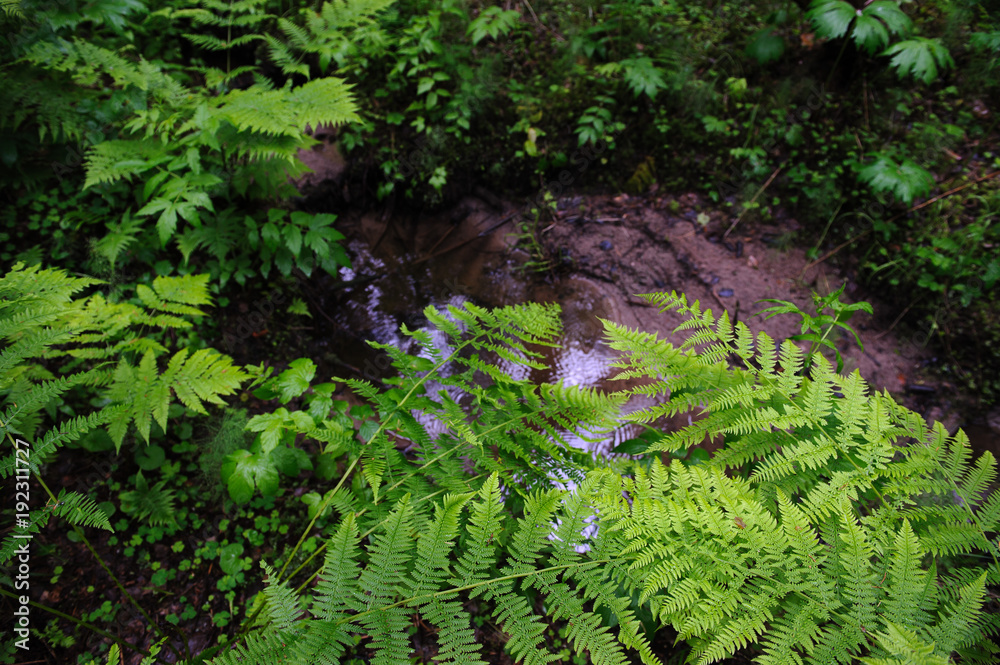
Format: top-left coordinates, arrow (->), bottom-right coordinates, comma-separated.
259,562 -> 304,628
53,491 -> 113,531
356,496 -> 415,664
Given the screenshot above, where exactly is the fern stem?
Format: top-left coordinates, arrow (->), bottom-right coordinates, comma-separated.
341,558 -> 613,624
0,586 -> 150,657
31,473 -> 184,659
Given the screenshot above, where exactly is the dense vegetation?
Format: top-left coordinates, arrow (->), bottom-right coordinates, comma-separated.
1,0 -> 998,663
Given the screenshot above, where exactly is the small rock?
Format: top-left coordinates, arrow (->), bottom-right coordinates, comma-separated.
599,240 -> 613,251
718,288 -> 734,298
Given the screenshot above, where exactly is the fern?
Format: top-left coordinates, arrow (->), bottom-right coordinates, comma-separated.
604,291 -> 999,662
0,264 -> 247,557
211,473 -> 651,665
274,0 -> 396,76
204,293 -> 998,665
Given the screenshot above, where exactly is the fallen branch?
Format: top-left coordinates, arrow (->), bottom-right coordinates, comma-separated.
723,165 -> 782,241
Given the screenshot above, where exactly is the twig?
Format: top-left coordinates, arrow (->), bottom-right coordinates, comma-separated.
798,228 -> 871,279
723,165 -> 782,241
425,223 -> 458,256
710,287 -> 729,315
413,211 -> 519,265
863,350 -> 882,368
873,298 -> 918,341
897,169 -> 1000,217
371,215 -> 392,251
799,169 -> 1000,276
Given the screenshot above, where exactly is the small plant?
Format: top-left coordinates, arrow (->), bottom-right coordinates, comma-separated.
756,281 -> 873,372
853,150 -> 935,205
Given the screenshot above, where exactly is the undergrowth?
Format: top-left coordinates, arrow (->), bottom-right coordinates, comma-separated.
6,264 -> 993,664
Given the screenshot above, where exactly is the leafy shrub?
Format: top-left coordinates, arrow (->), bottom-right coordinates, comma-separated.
1,0 -> 359,286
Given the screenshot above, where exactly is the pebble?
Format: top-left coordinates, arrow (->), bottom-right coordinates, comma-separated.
718,288 -> 734,297
599,240 -> 613,251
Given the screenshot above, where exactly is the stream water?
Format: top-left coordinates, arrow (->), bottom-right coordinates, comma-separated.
307,192 -> 1000,459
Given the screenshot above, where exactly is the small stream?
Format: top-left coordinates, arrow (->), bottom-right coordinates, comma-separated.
308,193 -> 1000,459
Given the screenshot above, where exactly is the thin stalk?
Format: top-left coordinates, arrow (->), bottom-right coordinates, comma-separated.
33,474 -> 183,659
824,29 -> 853,90
1,425 -> 176,660
0,587 -> 149,657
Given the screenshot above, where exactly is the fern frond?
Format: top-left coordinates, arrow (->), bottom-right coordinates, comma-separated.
53,490 -> 113,531
259,563 -> 304,628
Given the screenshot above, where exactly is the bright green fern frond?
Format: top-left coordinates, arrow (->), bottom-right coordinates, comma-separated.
259,563 -> 304,628
860,622 -> 949,665
53,490 -> 113,531
355,495 -> 416,663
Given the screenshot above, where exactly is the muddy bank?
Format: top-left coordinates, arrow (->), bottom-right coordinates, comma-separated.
309,190 -> 1000,457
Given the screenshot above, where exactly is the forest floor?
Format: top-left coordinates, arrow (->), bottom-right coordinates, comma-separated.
43,185 -> 1000,665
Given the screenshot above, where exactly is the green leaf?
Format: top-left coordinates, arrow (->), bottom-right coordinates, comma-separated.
864,1 -> 911,36
746,28 -> 785,65
851,14 -> 889,54
219,543 -> 245,575
417,77 -> 435,94
882,38 -> 954,84
807,0 -> 856,40
284,225 -> 302,257
855,152 -> 935,205
221,450 -> 280,503
261,222 -> 282,250
620,56 -> 667,99
136,444 -> 166,471
270,445 -> 302,476
277,359 -> 316,402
